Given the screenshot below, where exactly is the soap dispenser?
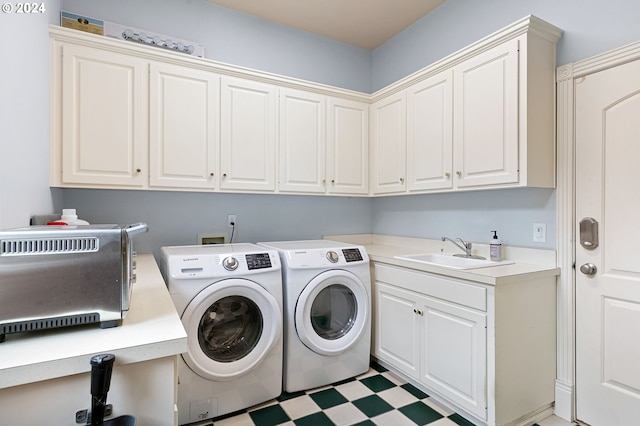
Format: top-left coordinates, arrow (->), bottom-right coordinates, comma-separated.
490,231 -> 502,261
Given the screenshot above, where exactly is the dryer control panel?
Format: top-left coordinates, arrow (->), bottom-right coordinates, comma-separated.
342,248 -> 364,262
282,247 -> 368,269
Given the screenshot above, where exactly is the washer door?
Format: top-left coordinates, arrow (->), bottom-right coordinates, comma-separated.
295,270 -> 369,356
181,279 -> 282,381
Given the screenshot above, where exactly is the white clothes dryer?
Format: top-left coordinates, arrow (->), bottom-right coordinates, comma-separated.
257,240 -> 371,393
159,243 -> 283,425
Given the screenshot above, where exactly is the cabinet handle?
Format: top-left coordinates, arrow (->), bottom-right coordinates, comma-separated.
136,168 -> 141,173
209,172 -> 214,177
456,170 -> 462,176
223,173 -> 227,178
331,179 -> 335,184
400,177 -> 404,183
444,172 -> 450,178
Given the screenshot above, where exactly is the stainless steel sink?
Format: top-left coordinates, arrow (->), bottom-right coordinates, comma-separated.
394,253 -> 514,270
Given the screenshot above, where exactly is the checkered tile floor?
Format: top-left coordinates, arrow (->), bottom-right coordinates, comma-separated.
196,363 -> 500,426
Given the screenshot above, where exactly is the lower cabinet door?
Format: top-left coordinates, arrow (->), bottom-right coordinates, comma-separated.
420,296 -> 487,420
373,281 -> 421,380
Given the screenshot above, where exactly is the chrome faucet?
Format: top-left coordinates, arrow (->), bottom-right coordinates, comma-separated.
441,237 -> 472,257
441,236 -> 485,259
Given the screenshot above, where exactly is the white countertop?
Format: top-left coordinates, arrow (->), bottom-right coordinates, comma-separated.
0,254 -> 187,389
325,234 -> 560,285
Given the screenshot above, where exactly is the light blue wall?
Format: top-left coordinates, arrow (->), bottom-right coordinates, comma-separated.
62,0 -> 372,93
372,188 -> 555,249
372,0 -> 640,91
63,190 -> 373,257
0,1 -> 62,229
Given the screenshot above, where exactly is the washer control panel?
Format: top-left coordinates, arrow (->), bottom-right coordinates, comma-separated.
161,244 -> 281,279
326,251 -> 339,263
246,253 -> 273,270
222,256 -> 239,271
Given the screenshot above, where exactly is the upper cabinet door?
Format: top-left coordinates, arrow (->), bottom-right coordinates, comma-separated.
61,44 -> 147,187
149,62 -> 219,189
220,76 -> 277,192
453,39 -> 519,188
278,88 -> 326,193
327,97 -> 369,195
371,92 -> 407,194
407,70 -> 453,192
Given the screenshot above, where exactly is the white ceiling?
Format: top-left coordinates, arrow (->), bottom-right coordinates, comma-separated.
205,0 -> 447,50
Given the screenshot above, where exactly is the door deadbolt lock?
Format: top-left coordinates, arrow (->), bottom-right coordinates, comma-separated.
579,263 -> 597,275
580,217 -> 599,250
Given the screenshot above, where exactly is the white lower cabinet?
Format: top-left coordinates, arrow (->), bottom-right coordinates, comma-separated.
372,262 -> 556,426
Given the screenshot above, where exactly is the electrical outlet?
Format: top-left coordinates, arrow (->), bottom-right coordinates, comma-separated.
533,223 -> 546,243
227,214 -> 236,228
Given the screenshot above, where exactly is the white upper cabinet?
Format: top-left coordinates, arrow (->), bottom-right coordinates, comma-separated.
406,70 -> 453,192
278,88 -> 326,193
50,16 -> 560,196
371,16 -> 561,196
149,62 -> 219,189
371,92 -> 407,194
57,43 -> 147,187
327,97 -> 369,195
452,39 -> 519,188
220,76 -> 277,192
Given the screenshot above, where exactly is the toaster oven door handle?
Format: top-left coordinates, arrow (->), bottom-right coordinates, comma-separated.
124,223 -> 148,237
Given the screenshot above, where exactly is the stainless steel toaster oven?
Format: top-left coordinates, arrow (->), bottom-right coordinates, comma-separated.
0,223 -> 148,342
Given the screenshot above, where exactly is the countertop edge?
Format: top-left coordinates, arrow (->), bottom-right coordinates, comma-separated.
0,254 -> 187,389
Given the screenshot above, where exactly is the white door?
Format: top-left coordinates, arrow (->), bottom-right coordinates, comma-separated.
407,69 -> 453,192
575,58 -> 640,425
371,92 -> 407,194
278,88 -> 326,193
453,39 -> 518,188
327,97 -> 369,195
373,281 -> 421,380
61,44 -> 147,187
149,62 -> 219,189
220,77 -> 277,192
420,296 -> 486,420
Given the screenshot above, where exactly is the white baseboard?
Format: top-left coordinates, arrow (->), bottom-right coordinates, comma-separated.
554,380 -> 573,422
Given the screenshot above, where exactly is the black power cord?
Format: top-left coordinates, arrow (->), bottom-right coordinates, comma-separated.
229,221 -> 235,243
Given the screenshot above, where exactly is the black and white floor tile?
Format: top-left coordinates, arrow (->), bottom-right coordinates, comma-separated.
186,362 -> 572,426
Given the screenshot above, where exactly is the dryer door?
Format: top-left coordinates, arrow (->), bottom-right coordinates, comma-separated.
295,270 -> 369,356
181,278 -> 282,381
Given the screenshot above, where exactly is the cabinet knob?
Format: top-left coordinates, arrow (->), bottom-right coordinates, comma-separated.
456,170 -> 462,176
223,173 -> 227,178
331,179 -> 335,184
210,172 -> 214,177
400,177 -> 404,183
136,168 -> 141,173
445,172 -> 450,178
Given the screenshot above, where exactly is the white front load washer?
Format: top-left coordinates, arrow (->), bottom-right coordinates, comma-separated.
159,243 -> 283,425
257,240 -> 371,393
